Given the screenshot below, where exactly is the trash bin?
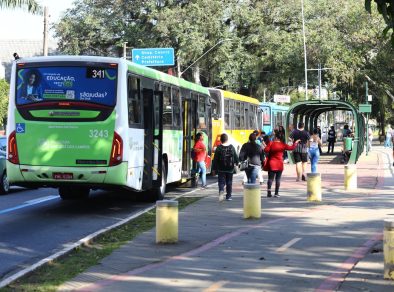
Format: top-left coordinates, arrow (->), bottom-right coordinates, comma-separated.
344,137 -> 352,151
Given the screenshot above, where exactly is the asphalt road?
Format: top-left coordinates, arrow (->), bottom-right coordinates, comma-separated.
0,178 -> 216,282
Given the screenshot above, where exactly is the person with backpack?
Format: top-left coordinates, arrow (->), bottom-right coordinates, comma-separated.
289,122 -> 310,181
239,133 -> 264,184
212,133 -> 239,201
327,126 -> 336,154
193,132 -> 207,188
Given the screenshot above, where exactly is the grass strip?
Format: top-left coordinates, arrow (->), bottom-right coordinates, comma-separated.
1,196 -> 201,292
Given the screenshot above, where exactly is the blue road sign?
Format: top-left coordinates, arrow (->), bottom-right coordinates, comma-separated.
132,48 -> 175,67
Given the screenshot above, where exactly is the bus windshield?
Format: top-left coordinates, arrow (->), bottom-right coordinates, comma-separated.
16,66 -> 117,106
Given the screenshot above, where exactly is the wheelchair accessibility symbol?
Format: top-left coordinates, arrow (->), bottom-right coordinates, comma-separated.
16,123 -> 25,133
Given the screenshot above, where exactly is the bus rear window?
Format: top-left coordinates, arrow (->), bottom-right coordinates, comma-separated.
16,66 -> 117,106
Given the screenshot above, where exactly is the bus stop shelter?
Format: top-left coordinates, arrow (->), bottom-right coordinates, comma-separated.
286,100 -> 366,164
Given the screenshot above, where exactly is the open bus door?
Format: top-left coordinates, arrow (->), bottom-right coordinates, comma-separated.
142,89 -> 163,194
181,96 -> 198,179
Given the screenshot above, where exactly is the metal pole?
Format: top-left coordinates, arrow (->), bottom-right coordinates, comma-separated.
318,63 -> 321,101
366,81 -> 369,156
123,42 -> 128,59
43,6 -> 49,56
301,0 -> 308,100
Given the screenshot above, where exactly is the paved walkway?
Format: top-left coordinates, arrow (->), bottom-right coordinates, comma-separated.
58,146 -> 394,292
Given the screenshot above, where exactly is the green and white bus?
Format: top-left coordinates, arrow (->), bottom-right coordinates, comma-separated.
7,56 -> 211,200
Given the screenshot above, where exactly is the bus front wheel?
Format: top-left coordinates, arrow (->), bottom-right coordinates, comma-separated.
59,186 -> 90,200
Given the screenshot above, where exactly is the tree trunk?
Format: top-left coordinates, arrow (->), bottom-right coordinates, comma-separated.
193,64 -> 201,85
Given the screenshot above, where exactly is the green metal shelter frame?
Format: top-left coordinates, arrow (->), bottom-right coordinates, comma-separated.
286,100 -> 365,164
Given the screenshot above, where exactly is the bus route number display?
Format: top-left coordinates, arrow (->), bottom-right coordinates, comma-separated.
86,67 -> 106,79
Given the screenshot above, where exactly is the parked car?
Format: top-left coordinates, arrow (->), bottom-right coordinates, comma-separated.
0,136 -> 6,151
0,150 -> 9,194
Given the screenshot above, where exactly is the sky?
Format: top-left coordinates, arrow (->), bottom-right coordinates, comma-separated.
0,0 -> 75,40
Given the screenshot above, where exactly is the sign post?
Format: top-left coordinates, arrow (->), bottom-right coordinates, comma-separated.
273,95 -> 291,103
132,48 -> 175,67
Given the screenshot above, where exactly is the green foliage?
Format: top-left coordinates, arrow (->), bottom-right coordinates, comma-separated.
0,79 -> 9,127
53,0 -> 393,123
0,0 -> 41,13
365,0 -> 394,45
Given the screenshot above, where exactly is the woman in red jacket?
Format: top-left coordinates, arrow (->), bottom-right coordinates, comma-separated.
264,131 -> 300,198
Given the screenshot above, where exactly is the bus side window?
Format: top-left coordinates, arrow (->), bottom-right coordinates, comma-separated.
235,101 -> 241,129
127,75 -> 141,126
224,99 -> 230,128
172,87 -> 181,129
163,85 -> 172,127
198,95 -> 207,130
240,102 -> 245,129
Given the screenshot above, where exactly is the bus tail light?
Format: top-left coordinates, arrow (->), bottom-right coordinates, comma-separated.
8,131 -> 19,164
109,131 -> 123,166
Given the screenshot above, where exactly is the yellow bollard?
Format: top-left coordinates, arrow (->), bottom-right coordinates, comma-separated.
243,183 -> 261,219
344,164 -> 357,190
384,220 -> 394,280
307,173 -> 322,202
156,200 -> 178,244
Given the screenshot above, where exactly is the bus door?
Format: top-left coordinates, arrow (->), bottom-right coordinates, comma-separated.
142,89 -> 163,190
181,95 -> 198,178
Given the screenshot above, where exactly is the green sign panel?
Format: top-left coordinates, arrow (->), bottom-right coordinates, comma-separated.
359,104 -> 371,113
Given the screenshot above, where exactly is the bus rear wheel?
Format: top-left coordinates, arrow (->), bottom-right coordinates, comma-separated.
0,172 -> 10,194
59,186 -> 90,200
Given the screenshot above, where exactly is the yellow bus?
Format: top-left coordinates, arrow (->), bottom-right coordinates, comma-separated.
208,89 -> 261,154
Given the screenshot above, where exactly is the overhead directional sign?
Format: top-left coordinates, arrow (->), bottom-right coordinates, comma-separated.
359,104 -> 372,113
132,48 -> 175,67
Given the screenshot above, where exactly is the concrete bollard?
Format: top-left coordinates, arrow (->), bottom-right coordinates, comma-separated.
307,173 -> 322,202
243,183 -> 261,219
384,220 -> 394,280
156,200 -> 178,244
344,164 -> 357,190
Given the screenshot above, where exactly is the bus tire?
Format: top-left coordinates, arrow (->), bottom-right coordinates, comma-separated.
59,186 -> 90,200
151,162 -> 166,201
0,171 -> 10,194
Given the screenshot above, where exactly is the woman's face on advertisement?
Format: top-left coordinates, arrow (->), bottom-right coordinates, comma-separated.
28,74 -> 36,85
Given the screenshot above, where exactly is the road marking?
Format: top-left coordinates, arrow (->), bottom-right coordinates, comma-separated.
0,195 -> 58,215
276,237 -> 302,252
203,281 -> 228,292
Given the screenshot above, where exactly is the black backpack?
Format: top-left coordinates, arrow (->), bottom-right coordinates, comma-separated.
220,145 -> 234,168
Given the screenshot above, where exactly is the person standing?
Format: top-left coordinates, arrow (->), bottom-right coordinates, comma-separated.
368,127 -> 373,151
264,131 -> 300,197
239,133 -> 264,184
316,126 -> 323,155
289,122 -> 310,181
327,126 -> 336,154
212,133 -> 239,201
193,132 -> 207,188
308,129 -> 322,173
385,125 -> 392,148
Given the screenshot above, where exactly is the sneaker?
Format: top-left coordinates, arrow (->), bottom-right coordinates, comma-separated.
274,194 -> 280,198
267,190 -> 272,197
219,191 -> 224,202
201,185 -> 207,189
260,181 -> 264,185
226,197 -> 232,201
296,178 -> 300,182
301,174 -> 306,181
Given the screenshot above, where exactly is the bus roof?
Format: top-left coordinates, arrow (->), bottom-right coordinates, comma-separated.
209,89 -> 260,105
15,55 -> 209,96
260,102 -> 289,111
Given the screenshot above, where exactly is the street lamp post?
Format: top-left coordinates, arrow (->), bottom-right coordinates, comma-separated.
178,39 -> 232,78
301,0 -> 308,100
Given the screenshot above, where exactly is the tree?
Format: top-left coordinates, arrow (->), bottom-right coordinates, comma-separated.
365,0 -> 394,45
0,0 -> 41,13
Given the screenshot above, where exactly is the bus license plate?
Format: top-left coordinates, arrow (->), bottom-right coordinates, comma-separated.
53,173 -> 73,180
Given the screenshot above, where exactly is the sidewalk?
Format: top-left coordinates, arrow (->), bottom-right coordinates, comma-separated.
58,147 -> 394,292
